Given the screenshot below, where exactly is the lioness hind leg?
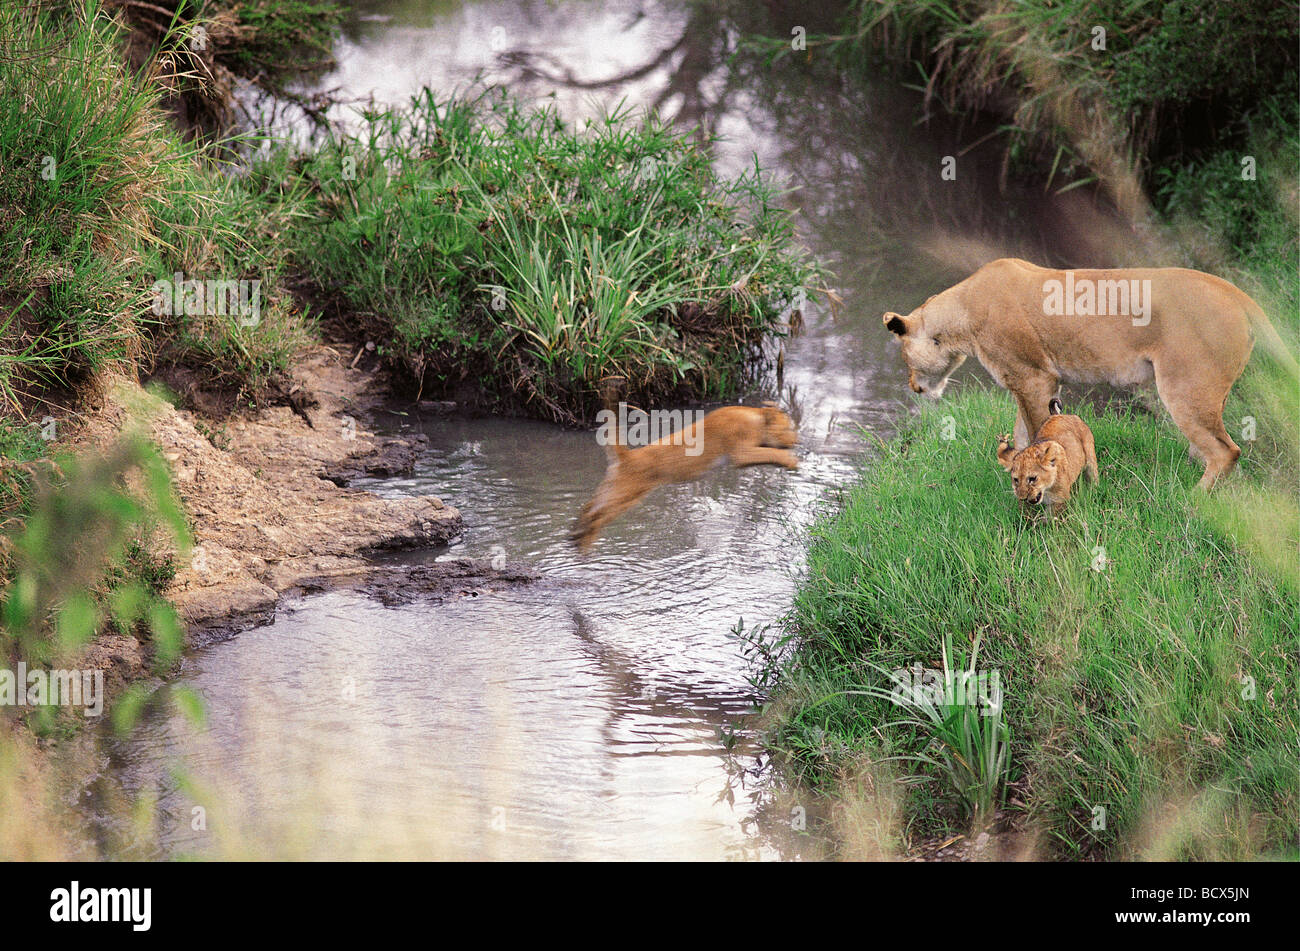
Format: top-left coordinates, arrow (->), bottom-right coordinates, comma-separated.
1153,365 -> 1240,490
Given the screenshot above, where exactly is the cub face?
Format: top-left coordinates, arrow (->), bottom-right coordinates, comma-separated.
997,435 -> 1064,505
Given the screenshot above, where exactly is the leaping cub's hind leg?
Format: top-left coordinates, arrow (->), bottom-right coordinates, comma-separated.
1153,361 -> 1240,490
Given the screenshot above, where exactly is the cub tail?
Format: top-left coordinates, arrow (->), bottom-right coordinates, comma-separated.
1048,396 -> 1063,416
599,376 -> 631,463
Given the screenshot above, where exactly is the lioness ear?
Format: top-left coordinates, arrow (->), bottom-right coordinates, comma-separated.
996,436 -> 1016,471
883,312 -> 910,336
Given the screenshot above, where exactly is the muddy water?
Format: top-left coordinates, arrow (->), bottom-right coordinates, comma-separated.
83,0 -> 1079,859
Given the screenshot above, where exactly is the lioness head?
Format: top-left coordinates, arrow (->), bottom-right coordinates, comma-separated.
882,302 -> 967,398
996,435 -> 1063,505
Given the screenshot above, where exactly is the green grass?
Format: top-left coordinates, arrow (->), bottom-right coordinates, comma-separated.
250,89 -> 826,423
0,1 -> 313,415
762,388 -> 1297,858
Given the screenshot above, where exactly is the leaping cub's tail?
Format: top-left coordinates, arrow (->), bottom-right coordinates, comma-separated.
1048,397 -> 1063,416
599,376 -> 631,464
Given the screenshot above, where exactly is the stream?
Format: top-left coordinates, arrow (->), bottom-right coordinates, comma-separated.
75,0 -> 1087,859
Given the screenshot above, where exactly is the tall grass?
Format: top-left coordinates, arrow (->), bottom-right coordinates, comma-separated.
797,1 -> 1296,228
764,390 -> 1297,858
0,1 -> 312,415
252,90 -> 826,423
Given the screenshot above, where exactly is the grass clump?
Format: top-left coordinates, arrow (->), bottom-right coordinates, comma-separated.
254,90 -> 825,423
764,389 -> 1297,858
843,632 -> 1013,831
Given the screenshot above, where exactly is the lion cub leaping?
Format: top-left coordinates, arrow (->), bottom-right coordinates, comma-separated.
996,398 -> 1098,513
571,398 -> 799,552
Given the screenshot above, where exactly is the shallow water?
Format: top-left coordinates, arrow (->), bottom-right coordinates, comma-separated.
80,0 -> 1085,859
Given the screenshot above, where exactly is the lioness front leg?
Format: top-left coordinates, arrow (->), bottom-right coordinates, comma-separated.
1011,376 -> 1060,449
1013,409 -> 1031,450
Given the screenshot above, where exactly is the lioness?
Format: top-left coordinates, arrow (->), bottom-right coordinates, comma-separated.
997,398 -> 1098,513
571,403 -> 799,552
884,258 -> 1292,489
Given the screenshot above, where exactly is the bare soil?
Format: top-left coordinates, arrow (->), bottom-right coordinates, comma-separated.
65,343 -> 531,693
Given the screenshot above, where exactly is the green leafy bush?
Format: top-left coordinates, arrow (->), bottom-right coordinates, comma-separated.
254,90 -> 825,422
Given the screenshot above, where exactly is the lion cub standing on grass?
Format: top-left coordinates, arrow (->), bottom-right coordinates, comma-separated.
571,389 -> 799,551
996,398 -> 1098,513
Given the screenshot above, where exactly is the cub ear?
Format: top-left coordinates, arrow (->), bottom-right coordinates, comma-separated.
1042,441 -> 1064,467
996,435 -> 1016,471
883,312 -> 911,336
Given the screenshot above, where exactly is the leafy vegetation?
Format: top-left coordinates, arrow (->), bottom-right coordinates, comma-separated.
794,0 -> 1296,218
253,90 -> 825,423
1,436 -> 188,732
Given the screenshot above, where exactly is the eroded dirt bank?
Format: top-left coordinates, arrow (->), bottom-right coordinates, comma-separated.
68,343 -> 535,695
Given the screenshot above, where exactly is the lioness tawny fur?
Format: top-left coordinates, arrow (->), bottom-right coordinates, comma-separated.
996,398 -> 1098,513
571,403 -> 799,551
884,258 -> 1294,489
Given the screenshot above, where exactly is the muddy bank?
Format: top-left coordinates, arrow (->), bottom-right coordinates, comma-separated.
67,343 -> 535,697
298,556 -> 543,606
